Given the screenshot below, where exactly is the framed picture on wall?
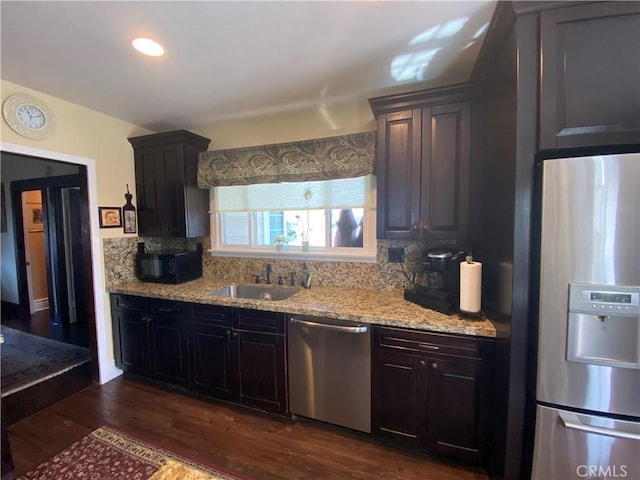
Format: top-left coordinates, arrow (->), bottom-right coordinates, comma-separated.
98,206 -> 122,228
26,202 -> 44,232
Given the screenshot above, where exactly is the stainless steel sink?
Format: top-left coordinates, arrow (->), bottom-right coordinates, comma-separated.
210,284 -> 299,301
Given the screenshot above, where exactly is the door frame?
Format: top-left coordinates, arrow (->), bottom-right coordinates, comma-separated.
1,141 -> 121,385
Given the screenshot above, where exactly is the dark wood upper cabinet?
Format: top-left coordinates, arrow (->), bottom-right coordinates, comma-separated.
369,84 -> 474,241
423,102 -> 471,239
540,2 -> 640,149
128,130 -> 211,238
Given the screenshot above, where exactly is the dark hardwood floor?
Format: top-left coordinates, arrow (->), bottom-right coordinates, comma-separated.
1,309 -> 89,348
8,377 -> 488,479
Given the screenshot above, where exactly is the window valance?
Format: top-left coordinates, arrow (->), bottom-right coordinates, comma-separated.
197,131 -> 376,187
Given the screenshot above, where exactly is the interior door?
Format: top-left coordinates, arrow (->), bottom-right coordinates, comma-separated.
62,187 -> 88,324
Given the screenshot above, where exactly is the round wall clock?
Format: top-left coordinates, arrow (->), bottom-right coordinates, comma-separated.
2,93 -> 56,140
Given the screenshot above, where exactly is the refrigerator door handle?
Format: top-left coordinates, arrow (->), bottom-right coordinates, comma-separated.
559,411 -> 640,440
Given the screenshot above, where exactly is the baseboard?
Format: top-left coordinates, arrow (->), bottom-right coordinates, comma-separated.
33,298 -> 49,312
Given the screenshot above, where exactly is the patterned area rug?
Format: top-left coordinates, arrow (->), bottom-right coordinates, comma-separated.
18,425 -> 247,479
1,325 -> 90,397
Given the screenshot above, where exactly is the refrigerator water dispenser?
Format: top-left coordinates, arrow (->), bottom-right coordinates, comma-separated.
567,283 -> 640,369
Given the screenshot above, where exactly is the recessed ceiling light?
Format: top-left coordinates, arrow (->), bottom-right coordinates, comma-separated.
132,37 -> 165,57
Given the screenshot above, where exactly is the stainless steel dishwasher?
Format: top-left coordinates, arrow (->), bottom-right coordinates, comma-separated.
287,314 -> 371,433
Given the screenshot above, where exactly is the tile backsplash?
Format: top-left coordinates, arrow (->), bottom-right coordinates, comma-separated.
103,237 -> 457,291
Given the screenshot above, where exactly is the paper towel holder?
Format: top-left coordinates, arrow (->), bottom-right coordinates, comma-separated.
459,253 -> 483,318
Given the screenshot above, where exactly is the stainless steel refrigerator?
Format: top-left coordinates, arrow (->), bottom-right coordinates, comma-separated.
531,150 -> 640,479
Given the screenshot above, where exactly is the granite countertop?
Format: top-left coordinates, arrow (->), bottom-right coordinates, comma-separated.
108,278 -> 497,338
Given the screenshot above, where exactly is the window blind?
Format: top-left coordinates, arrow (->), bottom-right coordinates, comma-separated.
213,175 -> 375,212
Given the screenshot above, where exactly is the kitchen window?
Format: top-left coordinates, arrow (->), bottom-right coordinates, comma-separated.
210,175 -> 376,261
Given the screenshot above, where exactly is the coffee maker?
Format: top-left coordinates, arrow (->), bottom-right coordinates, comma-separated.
404,247 -> 465,314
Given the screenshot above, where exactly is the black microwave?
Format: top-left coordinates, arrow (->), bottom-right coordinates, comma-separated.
136,251 -> 202,284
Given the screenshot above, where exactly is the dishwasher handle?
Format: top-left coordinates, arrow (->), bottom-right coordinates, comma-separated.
290,317 -> 368,333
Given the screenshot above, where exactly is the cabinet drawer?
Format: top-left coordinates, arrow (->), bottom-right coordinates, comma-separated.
115,294 -> 147,312
191,303 -> 232,327
233,309 -> 285,334
374,326 -> 483,359
150,299 -> 185,315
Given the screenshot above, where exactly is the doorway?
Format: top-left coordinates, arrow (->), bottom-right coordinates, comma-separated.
10,174 -> 92,332
3,156 -> 97,379
1,143 -> 119,387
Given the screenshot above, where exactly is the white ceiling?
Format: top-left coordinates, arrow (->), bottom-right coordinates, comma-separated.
1,1 -> 496,132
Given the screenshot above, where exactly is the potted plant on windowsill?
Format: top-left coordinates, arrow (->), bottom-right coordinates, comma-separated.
274,235 -> 288,252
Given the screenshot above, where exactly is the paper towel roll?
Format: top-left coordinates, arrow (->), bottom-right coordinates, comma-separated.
460,260 -> 482,313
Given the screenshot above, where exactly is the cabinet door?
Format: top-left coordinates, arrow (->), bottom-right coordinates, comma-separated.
376,109 -> 422,239
232,330 -> 287,414
372,350 -> 427,442
148,314 -> 189,387
160,145 -> 187,237
540,2 -> 640,149
187,321 -> 232,400
115,309 -> 149,376
426,355 -> 483,459
422,103 -> 470,240
134,144 -> 186,237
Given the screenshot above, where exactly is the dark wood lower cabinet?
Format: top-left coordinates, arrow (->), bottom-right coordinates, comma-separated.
372,326 -> 493,462
113,294 -> 492,462
112,297 -> 149,376
188,321 -> 233,400
233,329 -> 287,413
426,355 -> 484,459
187,303 -> 233,400
373,350 -> 426,441
148,313 -> 189,387
112,295 -> 287,415
112,296 -> 189,387
231,309 -> 287,414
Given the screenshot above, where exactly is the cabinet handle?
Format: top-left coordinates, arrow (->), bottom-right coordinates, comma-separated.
419,360 -> 426,367
418,343 -> 440,350
233,332 -> 238,337
157,307 -> 174,313
412,225 -> 418,230
431,362 -> 438,369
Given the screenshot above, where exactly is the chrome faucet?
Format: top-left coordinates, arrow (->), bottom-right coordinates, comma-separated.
265,263 -> 272,284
